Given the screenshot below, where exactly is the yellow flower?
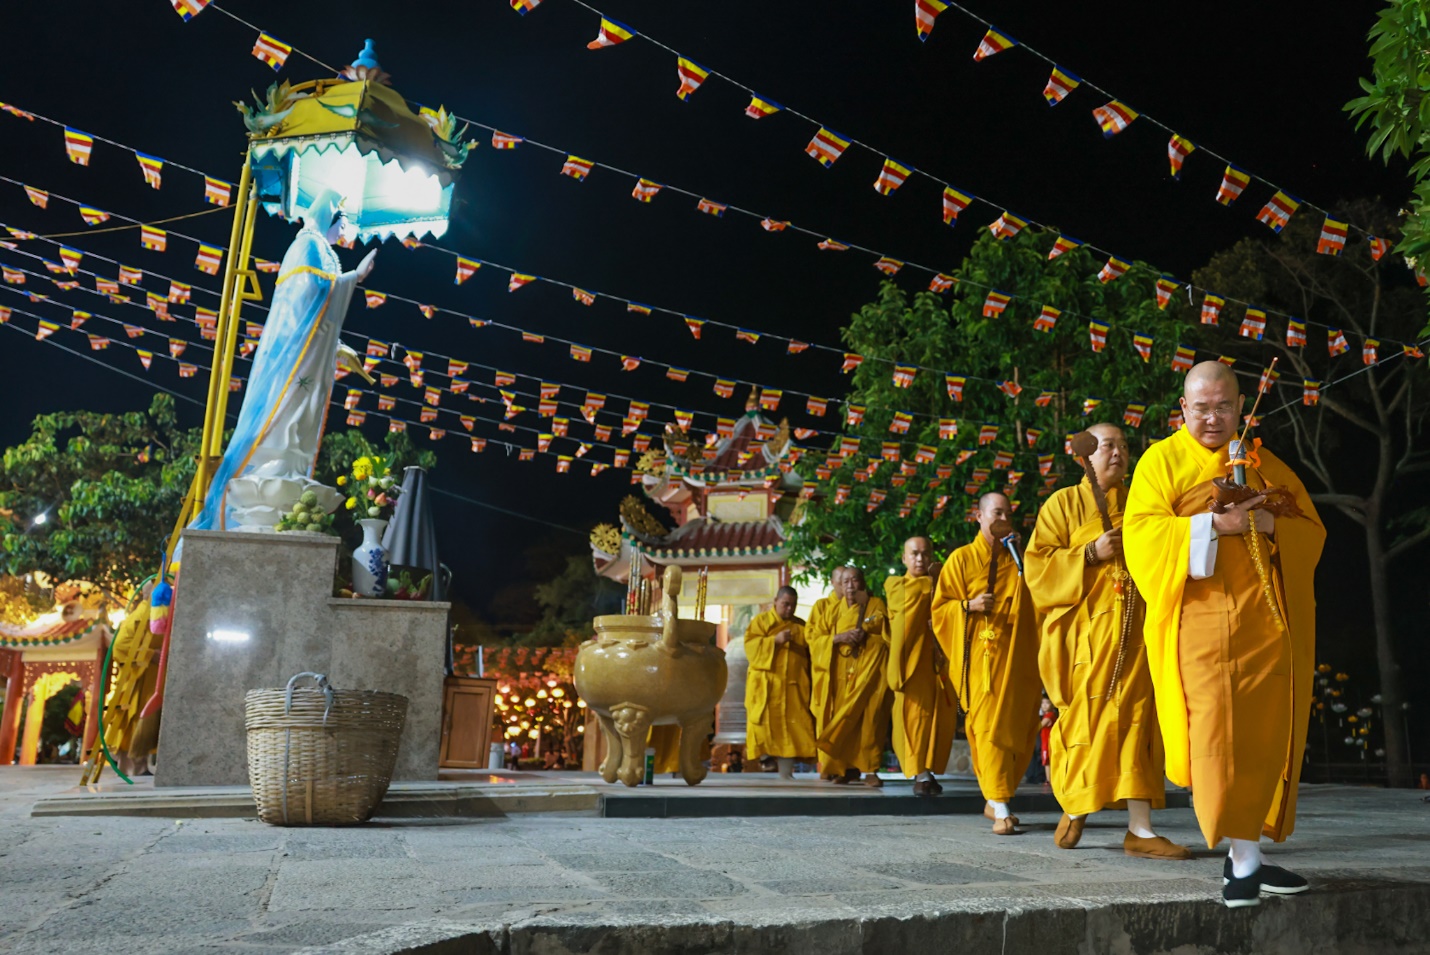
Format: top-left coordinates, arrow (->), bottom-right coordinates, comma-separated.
336,475 -> 347,487
352,456 -> 373,481
345,497 -> 357,510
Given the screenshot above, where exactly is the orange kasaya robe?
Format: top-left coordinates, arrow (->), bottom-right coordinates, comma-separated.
807,596 -> 891,775
1123,426 -> 1324,847
931,535 -> 1042,803
1026,477 -> 1165,817
886,574 -> 956,777
744,609 -> 816,760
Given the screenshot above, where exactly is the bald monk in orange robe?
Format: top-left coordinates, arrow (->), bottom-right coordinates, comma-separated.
804,567 -> 848,780
744,585 -> 816,779
808,567 -> 891,786
1026,423 -> 1189,859
931,492 -> 1041,833
886,536 -> 956,796
1124,361 -> 1324,908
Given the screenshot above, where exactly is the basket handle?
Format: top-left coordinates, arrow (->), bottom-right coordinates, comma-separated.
284,672 -> 335,725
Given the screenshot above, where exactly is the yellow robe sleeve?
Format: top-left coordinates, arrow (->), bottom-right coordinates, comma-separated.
887,575 -> 934,693
744,609 -> 780,673
805,595 -> 836,723
931,548 -> 974,699
1025,484 -> 1091,710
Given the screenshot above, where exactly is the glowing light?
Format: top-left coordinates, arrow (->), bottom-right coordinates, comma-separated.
524,698 -> 536,707
206,629 -> 250,643
551,688 -> 565,698
32,512 -> 47,527
577,724 -> 585,733
527,729 -> 539,739
577,700 -> 587,709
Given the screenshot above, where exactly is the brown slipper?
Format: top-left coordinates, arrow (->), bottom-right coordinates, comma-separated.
1123,832 -> 1193,860
992,817 -> 1018,836
982,802 -> 1018,826
1054,813 -> 1085,849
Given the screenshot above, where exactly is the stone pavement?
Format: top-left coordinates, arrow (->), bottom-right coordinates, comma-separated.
3,766 -> 1429,954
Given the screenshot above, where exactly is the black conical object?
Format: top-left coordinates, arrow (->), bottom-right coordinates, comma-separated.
381,466 -> 445,602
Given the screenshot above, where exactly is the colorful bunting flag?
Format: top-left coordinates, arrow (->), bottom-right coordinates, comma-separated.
1088,320 -> 1109,352
168,281 -> 191,303
982,290 -> 1012,318
1132,333 -> 1154,362
136,350 -> 153,371
847,405 -> 866,427
1033,305 -> 1060,333
588,18 -> 636,48
1255,191 -> 1301,233
570,344 -> 592,362
1082,398 -> 1102,416
1043,67 -> 1081,106
203,177 -> 232,206
34,320 -> 59,341
572,287 -> 595,306
807,396 -> 828,416
251,33 -> 292,70
23,186 -> 48,208
735,328 -> 760,344
697,198 -> 726,217
713,379 -> 735,398
1317,218 -> 1348,256
1171,345 -> 1196,373
364,290 -> 386,309
988,211 -> 1027,240
675,57 -> 709,101
632,178 -> 662,202
1369,236 -> 1388,261
978,423 -> 999,445
1215,165 -> 1251,206
998,380 -> 1022,398
69,310 -> 89,330
946,374 -> 965,401
171,0 -> 211,20
620,355 -> 640,370
1302,379 -> 1321,406
1286,320 -> 1307,347
745,96 -> 782,119
561,155 -> 594,180
1048,235 -> 1083,260
78,206 -> 110,226
140,226 -> 167,252
1328,328 -> 1349,356
1364,338 -> 1380,365
874,158 -> 913,195
450,257 -> 480,284
873,257 -> 904,275
511,0 -> 541,15
1167,135 -> 1196,179
805,128 -> 851,167
194,243 -> 222,275
1239,307 -> 1266,340
58,247 -> 81,272
889,412 -> 914,435
1258,367 -> 1280,393
1155,276 -> 1178,309
1123,403 -> 1146,427
938,419 -> 957,441
1097,256 -> 1130,283
508,273 -> 535,292
85,332 -> 108,350
892,365 -> 917,388
492,131 -> 523,149
64,128 -> 93,165
842,353 -> 864,373
788,340 -> 810,354
1200,293 -> 1224,325
168,338 -> 186,359
666,367 -> 689,382
942,186 -> 972,225
991,450 -> 1013,470
817,238 -> 849,251
929,273 -> 955,293
1168,409 -> 1184,431
973,28 -> 1016,61
914,0 -> 948,41
760,389 -> 783,412
1092,100 -> 1138,137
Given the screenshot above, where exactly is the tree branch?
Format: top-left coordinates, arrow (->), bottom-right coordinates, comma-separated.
1387,522 -> 1430,561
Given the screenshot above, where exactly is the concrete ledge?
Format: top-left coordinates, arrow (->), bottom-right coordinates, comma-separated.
294,880 -> 1430,954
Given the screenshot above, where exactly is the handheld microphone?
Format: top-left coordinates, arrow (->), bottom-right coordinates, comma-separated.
1228,439 -> 1247,486
1001,533 -> 1024,576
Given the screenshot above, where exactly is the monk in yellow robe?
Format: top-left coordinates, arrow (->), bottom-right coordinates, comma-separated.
1124,361 -> 1323,908
804,567 -> 848,780
1026,423 -> 1190,859
931,492 -> 1041,833
744,586 -> 816,779
809,567 -> 891,786
886,536 -> 956,796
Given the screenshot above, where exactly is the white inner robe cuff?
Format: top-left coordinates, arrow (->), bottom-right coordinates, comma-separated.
1189,512 -> 1218,580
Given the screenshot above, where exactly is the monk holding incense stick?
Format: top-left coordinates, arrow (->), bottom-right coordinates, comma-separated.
1123,361 -> 1323,908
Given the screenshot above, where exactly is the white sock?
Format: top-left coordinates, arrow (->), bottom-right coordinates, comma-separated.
776,758 -> 795,779
916,771 -> 934,781
1228,838 -> 1262,879
989,800 -> 1010,820
1067,814 -> 1083,821
1126,799 -> 1156,839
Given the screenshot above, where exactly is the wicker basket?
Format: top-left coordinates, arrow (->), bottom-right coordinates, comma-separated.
245,672 -> 408,826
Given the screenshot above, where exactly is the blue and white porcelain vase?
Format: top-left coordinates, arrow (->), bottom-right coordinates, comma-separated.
352,518 -> 389,597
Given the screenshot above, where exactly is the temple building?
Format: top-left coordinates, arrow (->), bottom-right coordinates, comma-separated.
0,599 -> 111,766
589,401 -> 808,747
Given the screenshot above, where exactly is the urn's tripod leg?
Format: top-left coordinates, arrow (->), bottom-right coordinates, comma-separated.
677,709 -> 715,786
596,710 -> 622,784
609,704 -> 651,787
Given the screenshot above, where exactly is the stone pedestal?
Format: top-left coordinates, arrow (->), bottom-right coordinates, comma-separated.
155,529 -> 449,787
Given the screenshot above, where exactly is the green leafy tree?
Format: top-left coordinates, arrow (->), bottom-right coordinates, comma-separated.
786,231 -> 1189,593
525,555 -> 624,647
314,428 -> 437,488
1347,0 -> 1430,296
0,395 -> 199,600
1190,199 -> 1429,787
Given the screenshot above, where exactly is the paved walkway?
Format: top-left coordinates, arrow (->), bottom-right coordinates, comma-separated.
3,766 -> 1429,954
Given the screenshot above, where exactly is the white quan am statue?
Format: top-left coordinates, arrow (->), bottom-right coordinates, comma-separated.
189,189 -> 376,534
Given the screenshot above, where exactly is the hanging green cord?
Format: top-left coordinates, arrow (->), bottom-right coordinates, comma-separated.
92,573 -> 158,785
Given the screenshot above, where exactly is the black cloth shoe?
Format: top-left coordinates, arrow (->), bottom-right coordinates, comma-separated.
1223,870 -> 1261,908
1221,857 -> 1309,895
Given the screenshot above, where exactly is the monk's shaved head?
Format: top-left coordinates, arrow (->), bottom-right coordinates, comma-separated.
978,491 -> 1010,514
977,492 -> 1013,543
1183,360 -> 1240,398
1087,422 -> 1124,441
1085,422 -> 1130,488
1180,361 -> 1244,449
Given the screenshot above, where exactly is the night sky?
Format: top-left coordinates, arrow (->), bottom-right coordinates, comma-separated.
0,0 -> 1408,633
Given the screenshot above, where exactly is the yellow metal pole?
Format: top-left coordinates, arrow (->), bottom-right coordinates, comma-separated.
164,154 -> 261,561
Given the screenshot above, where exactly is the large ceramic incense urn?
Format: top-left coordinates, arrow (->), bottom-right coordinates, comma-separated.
574,565 -> 726,786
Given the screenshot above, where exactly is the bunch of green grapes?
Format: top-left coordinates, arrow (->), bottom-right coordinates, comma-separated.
275,490 -> 336,534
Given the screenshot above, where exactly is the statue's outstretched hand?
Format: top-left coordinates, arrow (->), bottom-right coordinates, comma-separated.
356,250 -> 377,282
